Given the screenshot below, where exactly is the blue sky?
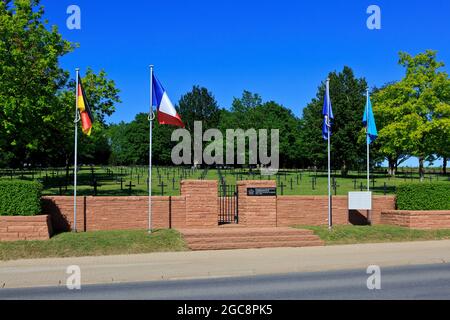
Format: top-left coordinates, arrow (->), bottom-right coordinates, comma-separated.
42,0 -> 450,166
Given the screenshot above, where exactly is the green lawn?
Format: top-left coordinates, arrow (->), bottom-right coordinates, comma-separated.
3,226 -> 450,261
297,225 -> 450,245
1,166 -> 448,197
0,229 -> 188,261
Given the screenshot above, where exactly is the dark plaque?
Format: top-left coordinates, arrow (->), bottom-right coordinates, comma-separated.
247,187 -> 277,196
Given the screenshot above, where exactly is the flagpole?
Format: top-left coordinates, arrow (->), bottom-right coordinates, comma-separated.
366,89 -> 371,225
367,89 -> 370,192
148,65 -> 155,234
327,78 -> 332,230
73,68 -> 80,233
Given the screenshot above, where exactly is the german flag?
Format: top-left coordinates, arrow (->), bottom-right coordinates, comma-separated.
77,75 -> 94,136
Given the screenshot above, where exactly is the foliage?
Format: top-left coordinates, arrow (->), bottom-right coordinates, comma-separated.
59,69 -> 121,166
373,50 -> 450,179
178,86 -> 221,131
300,67 -> 368,175
0,180 -> 42,216
396,184 -> 450,210
0,1 -> 448,175
106,60 -> 449,172
107,113 -> 175,165
0,0 -> 75,167
0,1 -> 121,168
220,92 -> 303,168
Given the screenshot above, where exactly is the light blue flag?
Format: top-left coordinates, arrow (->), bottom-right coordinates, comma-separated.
363,93 -> 378,144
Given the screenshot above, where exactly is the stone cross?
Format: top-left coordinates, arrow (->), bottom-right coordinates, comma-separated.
127,181 -> 136,195
158,181 -> 167,196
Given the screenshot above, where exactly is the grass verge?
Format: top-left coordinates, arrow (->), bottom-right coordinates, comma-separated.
0,229 -> 188,261
295,225 -> 450,245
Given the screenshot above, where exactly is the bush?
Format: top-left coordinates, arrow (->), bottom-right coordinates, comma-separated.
0,180 -> 42,216
396,184 -> 450,210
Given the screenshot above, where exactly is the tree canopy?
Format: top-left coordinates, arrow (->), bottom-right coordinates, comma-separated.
299,67 -> 368,175
0,0 -> 74,167
0,1 -> 448,174
373,50 -> 450,178
178,86 -> 221,131
0,0 -> 121,168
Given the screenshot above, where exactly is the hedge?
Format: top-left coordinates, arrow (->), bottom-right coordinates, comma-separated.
396,184 -> 450,210
0,180 -> 42,216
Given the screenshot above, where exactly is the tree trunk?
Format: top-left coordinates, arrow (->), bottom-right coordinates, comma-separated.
444,157 -> 447,175
388,158 -> 396,176
65,157 -> 70,192
341,161 -> 348,177
419,156 -> 425,182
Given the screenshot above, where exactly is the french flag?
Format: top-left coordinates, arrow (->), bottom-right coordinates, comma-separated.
152,73 -> 185,128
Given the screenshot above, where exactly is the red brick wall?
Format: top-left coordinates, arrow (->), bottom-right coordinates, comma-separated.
0,215 -> 52,242
182,180 -> 218,228
42,196 -> 186,232
276,196 -> 396,226
40,179 -> 397,233
237,181 -> 277,227
43,180 -> 217,232
381,210 -> 450,230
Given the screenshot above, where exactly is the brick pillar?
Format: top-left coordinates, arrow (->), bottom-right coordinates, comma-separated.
237,180 -> 277,227
181,180 -> 218,228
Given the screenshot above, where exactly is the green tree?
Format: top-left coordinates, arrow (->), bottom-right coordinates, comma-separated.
52,69 -> 121,170
231,91 -> 262,114
107,113 -> 175,166
0,0 -> 74,167
300,67 -> 368,175
218,91 -> 261,137
252,101 -> 302,168
373,50 -> 450,180
178,86 -> 221,131
220,91 -> 302,168
369,84 -> 410,176
107,121 -> 128,165
0,1 -> 120,169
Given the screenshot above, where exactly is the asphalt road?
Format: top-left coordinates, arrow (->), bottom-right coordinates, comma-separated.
1,263 -> 450,300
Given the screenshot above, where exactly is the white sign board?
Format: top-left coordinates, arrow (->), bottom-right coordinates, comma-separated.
348,192 -> 372,210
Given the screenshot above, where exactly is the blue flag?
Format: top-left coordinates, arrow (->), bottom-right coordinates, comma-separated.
363,93 -> 378,144
322,82 -> 334,140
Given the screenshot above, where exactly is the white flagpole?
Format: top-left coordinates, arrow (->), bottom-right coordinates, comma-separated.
367,89 -> 370,192
148,65 -> 155,234
366,89 -> 371,225
327,78 -> 332,230
73,68 -> 80,233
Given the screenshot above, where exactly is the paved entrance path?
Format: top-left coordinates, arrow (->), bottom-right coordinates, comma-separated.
1,240 -> 450,289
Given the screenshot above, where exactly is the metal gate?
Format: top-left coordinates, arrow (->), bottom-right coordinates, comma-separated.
218,184 -> 238,225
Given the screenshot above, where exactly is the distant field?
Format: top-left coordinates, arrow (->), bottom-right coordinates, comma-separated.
0,166 -> 448,197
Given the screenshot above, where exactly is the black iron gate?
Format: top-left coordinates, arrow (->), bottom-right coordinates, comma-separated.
218,184 -> 238,225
